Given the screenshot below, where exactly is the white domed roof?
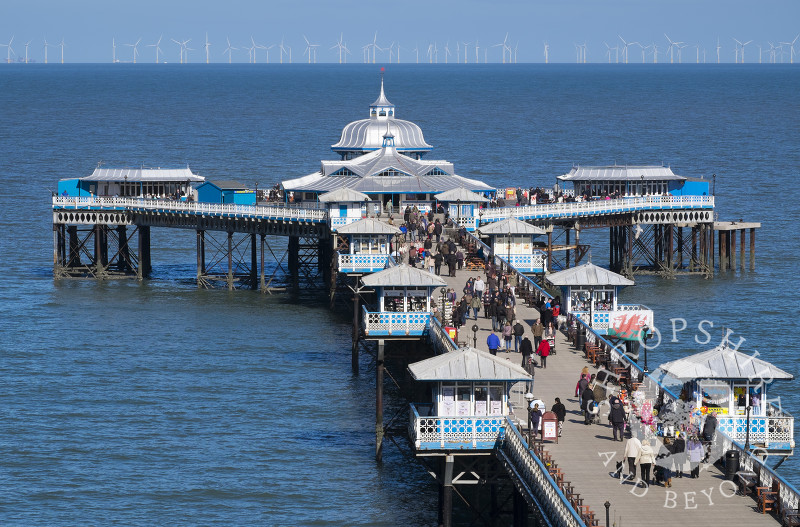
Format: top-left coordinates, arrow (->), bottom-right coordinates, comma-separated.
332,118 -> 432,153
332,77 -> 432,155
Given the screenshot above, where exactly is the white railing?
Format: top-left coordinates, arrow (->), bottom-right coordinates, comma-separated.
337,253 -> 391,272
428,317 -> 459,354
498,421 -> 586,527
52,196 -> 327,222
717,416 -> 794,447
505,252 -> 547,272
362,306 -> 431,336
409,404 -> 507,449
479,195 -> 714,222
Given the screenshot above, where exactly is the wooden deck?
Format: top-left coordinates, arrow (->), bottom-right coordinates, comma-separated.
437,256 -> 781,526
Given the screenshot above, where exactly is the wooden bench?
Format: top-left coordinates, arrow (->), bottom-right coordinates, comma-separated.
758,483 -> 779,514
737,471 -> 757,497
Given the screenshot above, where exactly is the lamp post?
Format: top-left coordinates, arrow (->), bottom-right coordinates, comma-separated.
712,173 -> 716,196
254,181 -> 259,205
456,198 -> 461,225
640,174 -> 645,197
641,325 -> 650,372
440,287 -> 448,325
604,501 -> 611,527
472,324 -> 479,348
524,392 -> 535,445
123,174 -> 127,198
744,405 -> 752,450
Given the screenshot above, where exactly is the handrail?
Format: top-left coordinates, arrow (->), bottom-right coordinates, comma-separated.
500,420 -> 586,527
52,196 -> 327,221
480,195 -> 715,222
428,317 -> 459,354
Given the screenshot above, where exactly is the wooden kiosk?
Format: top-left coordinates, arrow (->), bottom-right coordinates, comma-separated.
477,216 -> 547,273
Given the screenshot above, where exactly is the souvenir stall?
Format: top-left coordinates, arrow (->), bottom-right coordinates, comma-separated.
433,188 -> 489,231
477,217 -> 547,273
407,347 -> 532,450
361,264 -> 446,337
335,218 -> 400,274
546,262 -> 653,340
657,343 -> 795,454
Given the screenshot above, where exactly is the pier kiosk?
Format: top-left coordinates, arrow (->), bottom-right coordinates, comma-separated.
547,262 -> 653,339
433,188 -> 489,232
360,264 -> 445,337
477,217 -> 547,273
556,165 -> 705,199
335,218 -> 400,274
58,167 -> 204,200
319,188 -> 371,230
658,344 -> 795,455
407,347 -> 533,526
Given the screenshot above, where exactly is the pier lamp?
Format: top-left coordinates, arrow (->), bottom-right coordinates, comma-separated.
641,325 -> 650,372
471,324 -> 479,348
456,199 -> 461,224
478,208 -> 484,227
440,287 -> 447,323
524,392 -> 535,445
604,501 -> 611,527
745,405 -> 752,451
640,174 -> 644,197
712,174 -> 716,196
254,181 -> 259,204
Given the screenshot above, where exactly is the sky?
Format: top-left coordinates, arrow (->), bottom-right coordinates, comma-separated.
1,0 -> 798,64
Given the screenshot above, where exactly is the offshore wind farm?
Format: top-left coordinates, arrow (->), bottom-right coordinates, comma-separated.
1,31 -> 799,64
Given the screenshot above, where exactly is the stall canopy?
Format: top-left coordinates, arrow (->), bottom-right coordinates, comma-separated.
361,264 -> 446,288
336,218 -> 401,235
318,188 -> 371,203
657,344 -> 794,381
434,188 -> 489,203
546,262 -> 634,287
408,347 -> 531,382
477,217 -> 546,236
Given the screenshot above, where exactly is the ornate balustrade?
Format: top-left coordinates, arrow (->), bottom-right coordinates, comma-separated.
479,195 -> 714,223
409,404 -> 507,450
52,196 -> 328,222
428,318 -> 459,354
337,253 -> 392,273
361,306 -> 431,337
717,416 -> 794,449
572,305 -> 653,333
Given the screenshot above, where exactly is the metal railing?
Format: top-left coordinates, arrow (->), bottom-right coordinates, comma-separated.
52,196 -> 328,222
361,305 -> 431,336
479,195 -> 715,223
428,317 -> 459,354
498,420 -> 586,527
337,253 -> 392,272
409,404 -> 507,449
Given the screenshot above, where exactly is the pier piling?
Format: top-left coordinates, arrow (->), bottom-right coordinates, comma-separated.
376,339 -> 384,462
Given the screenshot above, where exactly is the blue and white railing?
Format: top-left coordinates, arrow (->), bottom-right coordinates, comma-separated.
361,305 -> 431,337
409,404 -> 507,450
338,253 -> 394,274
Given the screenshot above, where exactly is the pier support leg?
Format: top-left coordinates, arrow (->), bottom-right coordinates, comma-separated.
740,229 -> 745,271
730,229 -> 736,271
667,223 -> 674,275
260,233 -> 266,292
546,231 -> 552,272
376,339 -> 384,462
117,225 -> 130,272
709,224 -> 715,274
565,228 -> 571,269
250,233 -> 257,289
513,489 -> 528,527
750,228 -> 755,271
288,235 -> 300,275
137,225 -> 151,280
677,226 -> 683,269
442,455 -> 454,527
626,224 -> 633,276
690,227 -> 697,271
227,231 -> 234,290
94,224 -> 105,277
68,225 -> 80,267
352,275 -> 360,375
196,230 -> 205,287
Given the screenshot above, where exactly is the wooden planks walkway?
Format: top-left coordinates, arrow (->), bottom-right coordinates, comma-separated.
436,251 -> 781,527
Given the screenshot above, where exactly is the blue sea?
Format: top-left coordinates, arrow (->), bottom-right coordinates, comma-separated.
0,63 -> 798,525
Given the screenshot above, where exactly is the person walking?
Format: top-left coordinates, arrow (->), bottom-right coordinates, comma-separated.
434,252 -> 443,275
502,321 -> 513,351
470,294 -> 481,320
672,432 -> 687,478
687,436 -> 704,478
512,320 -> 525,353
520,336 -> 533,368
536,337 -> 550,369
487,330 -> 500,356
580,385 -> 595,425
488,298 -> 499,331
551,397 -> 567,437
701,411 -> 718,461
531,319 -> 544,350
609,396 -> 627,441
624,435 -> 642,480
473,276 -> 485,300
636,439 -> 656,487
529,403 -> 542,441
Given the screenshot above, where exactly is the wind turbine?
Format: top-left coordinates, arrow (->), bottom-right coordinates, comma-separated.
651,43 -> 658,64
204,33 -> 211,64
544,42 -> 549,64
302,35 -> 319,64
125,38 -> 141,63
604,42 -> 612,63
279,36 -> 287,64
44,38 -> 51,63
112,37 -> 117,63
768,42 -> 777,64
474,40 -> 480,64
2,36 -> 15,64
262,44 -> 275,63
370,32 -> 379,63
147,35 -> 163,63
59,38 -> 65,63
331,33 -> 346,64
224,37 -> 237,64
695,44 -> 700,64
779,34 -> 799,64
739,40 -> 752,63
619,35 -> 638,64
426,43 -> 433,64
493,33 -> 510,63
456,41 -> 460,63
24,41 -> 30,63
664,34 -> 682,64
462,42 -> 470,63
514,42 -> 519,63
246,37 -> 257,64
413,44 -> 419,64
716,37 -> 721,64
444,41 -> 450,63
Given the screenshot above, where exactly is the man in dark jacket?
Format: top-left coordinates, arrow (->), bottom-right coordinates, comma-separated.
551,397 -> 567,437
519,336 -> 533,368
609,396 -> 627,441
513,321 -> 525,353
434,219 -> 443,242
581,386 -> 595,425
433,252 -> 443,275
